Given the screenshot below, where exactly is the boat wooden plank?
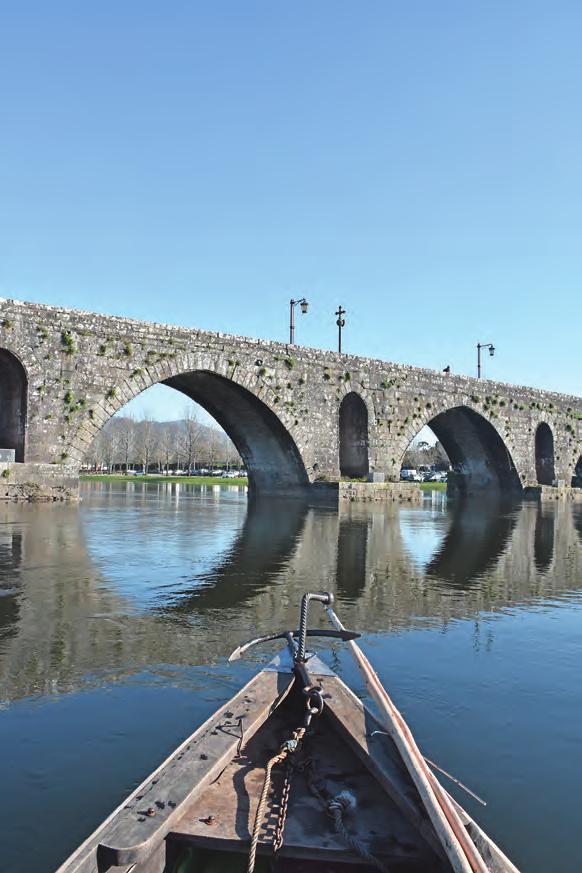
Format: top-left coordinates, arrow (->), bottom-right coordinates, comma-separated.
55,669 -> 294,873
170,684 -> 440,868
314,670 -> 448,862
450,798 -> 520,873
314,667 -> 517,873
56,646 -> 521,873
324,609 -> 488,873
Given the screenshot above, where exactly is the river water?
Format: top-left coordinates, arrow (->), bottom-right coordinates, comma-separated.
1,482 -> 581,872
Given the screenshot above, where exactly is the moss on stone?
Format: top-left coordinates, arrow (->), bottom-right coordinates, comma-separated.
61,330 -> 77,355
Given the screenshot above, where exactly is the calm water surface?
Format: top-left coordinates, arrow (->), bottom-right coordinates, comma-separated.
1,482 -> 582,872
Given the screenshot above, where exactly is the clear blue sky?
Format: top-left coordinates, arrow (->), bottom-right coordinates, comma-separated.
1,1 -> 581,423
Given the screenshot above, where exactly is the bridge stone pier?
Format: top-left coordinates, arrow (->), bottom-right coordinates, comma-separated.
0,298 -> 580,501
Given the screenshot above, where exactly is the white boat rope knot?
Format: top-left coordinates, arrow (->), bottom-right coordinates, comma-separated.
328,790 -> 391,872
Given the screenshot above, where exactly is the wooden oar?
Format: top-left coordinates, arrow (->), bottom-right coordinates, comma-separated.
325,604 -> 490,873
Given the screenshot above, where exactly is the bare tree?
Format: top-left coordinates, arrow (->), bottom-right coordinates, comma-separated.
101,427 -> 119,473
157,423 -> 176,473
86,403 -> 242,478
90,423 -> 120,472
85,432 -> 101,472
136,415 -> 157,474
224,435 -> 240,470
206,427 -> 222,471
116,417 -> 136,473
179,407 -> 202,473
403,440 -> 449,470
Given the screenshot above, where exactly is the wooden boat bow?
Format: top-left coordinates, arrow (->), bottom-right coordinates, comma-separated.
56,593 -> 520,873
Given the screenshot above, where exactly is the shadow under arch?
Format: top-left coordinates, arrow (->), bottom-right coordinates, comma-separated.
534,505 -> 555,572
427,405 -> 522,497
97,369 -> 308,498
162,499 -> 309,616
0,528 -> 23,642
535,422 -> 555,485
571,455 -> 582,488
339,391 -> 369,478
0,349 -> 27,461
336,516 -> 370,600
425,501 -> 518,586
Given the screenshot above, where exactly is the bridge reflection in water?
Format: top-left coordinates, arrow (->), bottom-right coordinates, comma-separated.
1,483 -> 582,703
2,484 -> 582,873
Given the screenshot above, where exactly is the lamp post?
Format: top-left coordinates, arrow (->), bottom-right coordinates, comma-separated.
289,298 -> 309,344
336,305 -> 346,354
477,342 -> 495,378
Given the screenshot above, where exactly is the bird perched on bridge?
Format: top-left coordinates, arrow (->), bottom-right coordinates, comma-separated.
443,365 -> 451,374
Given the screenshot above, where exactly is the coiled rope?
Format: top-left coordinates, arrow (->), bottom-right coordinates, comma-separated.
327,791 -> 391,872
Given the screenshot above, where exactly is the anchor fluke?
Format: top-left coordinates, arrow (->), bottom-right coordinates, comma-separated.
228,627 -> 360,662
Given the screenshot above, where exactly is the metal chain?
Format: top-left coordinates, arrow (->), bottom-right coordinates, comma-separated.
247,658 -> 326,872
247,727 -> 306,873
272,761 -> 293,853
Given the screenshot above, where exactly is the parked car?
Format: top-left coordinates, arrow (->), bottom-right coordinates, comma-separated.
427,471 -> 447,482
400,468 -> 421,482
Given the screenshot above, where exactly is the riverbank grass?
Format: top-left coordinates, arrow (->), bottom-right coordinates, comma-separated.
81,474 -> 248,486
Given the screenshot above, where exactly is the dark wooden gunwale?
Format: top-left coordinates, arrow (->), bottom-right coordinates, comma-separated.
55,669 -> 294,873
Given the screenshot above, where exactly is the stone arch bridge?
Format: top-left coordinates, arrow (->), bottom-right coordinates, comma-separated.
0,298 -> 580,499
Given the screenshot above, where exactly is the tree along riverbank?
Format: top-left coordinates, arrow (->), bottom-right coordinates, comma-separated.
80,474 -> 248,486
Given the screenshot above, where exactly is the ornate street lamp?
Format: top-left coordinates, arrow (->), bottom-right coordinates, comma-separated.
477,342 -> 495,378
289,298 -> 309,344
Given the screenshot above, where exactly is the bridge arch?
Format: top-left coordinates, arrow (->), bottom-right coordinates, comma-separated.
400,404 -> 521,497
535,422 -> 555,485
0,349 -> 27,462
74,364 -> 309,498
339,392 -> 369,479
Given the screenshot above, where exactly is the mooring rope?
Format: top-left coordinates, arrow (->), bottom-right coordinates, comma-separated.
328,791 -> 392,872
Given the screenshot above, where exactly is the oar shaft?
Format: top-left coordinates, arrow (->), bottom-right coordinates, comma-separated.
325,606 -> 489,873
